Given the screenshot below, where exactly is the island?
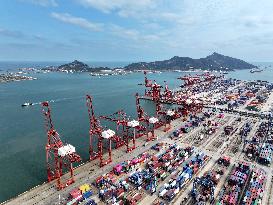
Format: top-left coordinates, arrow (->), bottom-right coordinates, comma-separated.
50,60 -> 130,76
45,53 -> 257,74
124,52 -> 257,71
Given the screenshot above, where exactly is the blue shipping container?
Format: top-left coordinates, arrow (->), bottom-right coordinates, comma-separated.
83,191 -> 92,199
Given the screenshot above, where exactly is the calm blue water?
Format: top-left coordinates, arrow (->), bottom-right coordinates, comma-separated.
0,62 -> 273,202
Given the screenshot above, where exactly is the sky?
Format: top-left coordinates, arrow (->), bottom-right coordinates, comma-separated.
0,0 -> 273,62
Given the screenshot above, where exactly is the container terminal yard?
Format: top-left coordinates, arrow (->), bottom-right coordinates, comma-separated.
2,72 -> 273,205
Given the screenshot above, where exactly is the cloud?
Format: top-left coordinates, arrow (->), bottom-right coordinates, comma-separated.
109,24 -> 160,42
0,28 -> 26,38
0,28 -> 50,43
75,0 -> 203,25
51,12 -> 104,31
19,0 -> 58,7
77,0 -> 155,13
110,25 -> 140,41
241,15 -> 273,28
50,11 -> 160,42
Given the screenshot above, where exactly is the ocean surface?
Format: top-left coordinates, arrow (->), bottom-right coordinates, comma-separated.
0,61 -> 273,202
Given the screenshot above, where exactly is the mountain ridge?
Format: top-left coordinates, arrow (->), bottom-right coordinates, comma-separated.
57,60 -> 111,72
55,53 -> 257,72
124,52 -> 257,71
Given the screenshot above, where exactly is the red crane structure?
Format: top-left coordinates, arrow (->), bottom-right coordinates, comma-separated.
100,110 -> 140,152
202,72 -> 223,82
178,75 -> 201,87
154,102 -> 178,132
135,93 -> 159,141
135,93 -> 150,139
100,110 -> 126,149
138,72 -> 204,126
144,71 -> 153,87
86,95 -> 115,167
151,82 -> 162,101
139,71 -> 162,101
162,81 -> 173,101
41,102 -> 81,190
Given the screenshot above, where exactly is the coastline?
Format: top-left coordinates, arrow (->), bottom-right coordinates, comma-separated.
0,73 -> 37,83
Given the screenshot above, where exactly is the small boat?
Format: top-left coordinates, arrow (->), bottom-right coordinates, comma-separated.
250,68 -> 263,73
223,71 -> 228,74
21,102 -> 33,107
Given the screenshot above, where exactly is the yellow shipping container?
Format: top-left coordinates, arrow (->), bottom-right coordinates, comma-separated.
79,184 -> 90,193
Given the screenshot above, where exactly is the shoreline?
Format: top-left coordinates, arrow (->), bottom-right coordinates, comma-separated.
0,73 -> 37,83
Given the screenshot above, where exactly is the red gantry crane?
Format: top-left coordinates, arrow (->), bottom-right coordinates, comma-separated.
138,72 -> 204,132
162,81 -> 173,102
139,71 -> 162,101
178,75 -> 200,86
136,93 -> 159,141
86,95 -> 115,167
151,82 -> 162,101
155,101 -> 177,132
100,110 -> 126,149
100,110 -> 140,152
41,102 -> 81,190
144,71 -> 153,88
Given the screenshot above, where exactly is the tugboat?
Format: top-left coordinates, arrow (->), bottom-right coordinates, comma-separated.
21,102 -> 33,107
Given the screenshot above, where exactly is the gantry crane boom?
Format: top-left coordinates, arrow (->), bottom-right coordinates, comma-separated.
41,102 -> 81,190
86,95 -> 114,167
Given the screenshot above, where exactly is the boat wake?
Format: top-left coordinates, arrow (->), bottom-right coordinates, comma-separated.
21,96 -> 84,107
